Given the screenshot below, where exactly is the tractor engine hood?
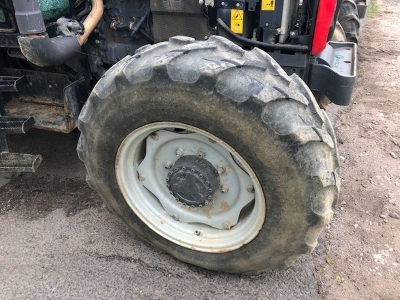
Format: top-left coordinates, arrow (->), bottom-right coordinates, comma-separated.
12,0 -> 103,67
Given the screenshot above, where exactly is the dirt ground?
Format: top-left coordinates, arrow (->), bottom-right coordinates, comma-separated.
314,0 -> 400,298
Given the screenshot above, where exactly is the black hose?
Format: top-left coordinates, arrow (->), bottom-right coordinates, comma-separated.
76,6 -> 91,19
130,8 -> 150,40
140,29 -> 154,43
217,18 -> 309,52
69,0 -> 76,18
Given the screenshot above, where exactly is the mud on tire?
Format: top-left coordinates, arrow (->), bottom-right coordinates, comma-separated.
77,36 -> 340,274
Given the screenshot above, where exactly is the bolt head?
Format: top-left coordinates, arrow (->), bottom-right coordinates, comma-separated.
247,185 -> 255,193
164,161 -> 173,169
197,149 -> 206,158
223,221 -> 232,230
221,184 -> 229,193
176,148 -> 184,157
138,174 -> 145,181
217,165 -> 226,174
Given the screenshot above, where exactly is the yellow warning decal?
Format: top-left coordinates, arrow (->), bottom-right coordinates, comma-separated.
261,0 -> 275,11
230,9 -> 244,34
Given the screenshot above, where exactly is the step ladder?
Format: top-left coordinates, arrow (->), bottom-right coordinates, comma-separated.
0,76 -> 42,172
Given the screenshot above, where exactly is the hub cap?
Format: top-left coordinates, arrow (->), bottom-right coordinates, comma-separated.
167,155 -> 220,207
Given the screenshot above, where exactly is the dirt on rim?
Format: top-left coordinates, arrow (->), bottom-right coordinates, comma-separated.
314,0 -> 400,298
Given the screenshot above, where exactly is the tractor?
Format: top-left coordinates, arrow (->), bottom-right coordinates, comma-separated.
0,0 -> 363,274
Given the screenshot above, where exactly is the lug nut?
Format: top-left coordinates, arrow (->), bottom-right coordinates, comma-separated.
221,185 -> 229,193
150,133 -> 159,140
224,221 -> 232,230
176,148 -> 184,157
197,149 -> 206,158
165,161 -> 173,169
247,185 -> 255,193
217,165 -> 226,174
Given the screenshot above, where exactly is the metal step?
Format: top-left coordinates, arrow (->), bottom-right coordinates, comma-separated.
0,152 -> 42,172
0,75 -> 25,92
0,116 -> 35,134
2,68 -> 87,133
0,116 -> 42,173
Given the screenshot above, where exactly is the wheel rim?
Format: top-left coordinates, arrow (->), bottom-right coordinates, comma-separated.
116,122 -> 265,252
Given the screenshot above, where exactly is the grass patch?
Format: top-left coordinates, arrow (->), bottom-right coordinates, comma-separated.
367,0 -> 379,18
335,275 -> 345,283
326,233 -> 335,240
357,67 -> 364,79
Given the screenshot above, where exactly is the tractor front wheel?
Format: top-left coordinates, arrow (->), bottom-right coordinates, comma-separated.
77,36 -> 340,274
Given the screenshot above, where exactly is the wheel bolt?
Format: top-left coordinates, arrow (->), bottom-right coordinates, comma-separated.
217,165 -> 226,174
221,184 -> 229,193
224,221 -> 232,230
176,148 -> 184,157
247,185 -> 255,193
164,161 -> 173,169
197,149 -> 206,158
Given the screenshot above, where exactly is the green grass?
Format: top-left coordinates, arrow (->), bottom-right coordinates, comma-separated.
335,275 -> 345,283
367,0 -> 379,18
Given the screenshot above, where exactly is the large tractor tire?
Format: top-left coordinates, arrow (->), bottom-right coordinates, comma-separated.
77,36 -> 340,274
338,0 -> 360,43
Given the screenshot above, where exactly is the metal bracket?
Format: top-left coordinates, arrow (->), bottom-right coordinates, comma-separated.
308,41 -> 357,106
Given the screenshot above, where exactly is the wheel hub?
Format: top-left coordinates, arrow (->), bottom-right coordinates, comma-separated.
133,128 -> 257,231
167,155 -> 220,207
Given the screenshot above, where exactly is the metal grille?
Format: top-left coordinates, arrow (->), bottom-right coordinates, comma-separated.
150,0 -> 212,42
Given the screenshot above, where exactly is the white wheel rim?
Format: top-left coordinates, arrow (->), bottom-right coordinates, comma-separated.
116,122 -> 265,253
